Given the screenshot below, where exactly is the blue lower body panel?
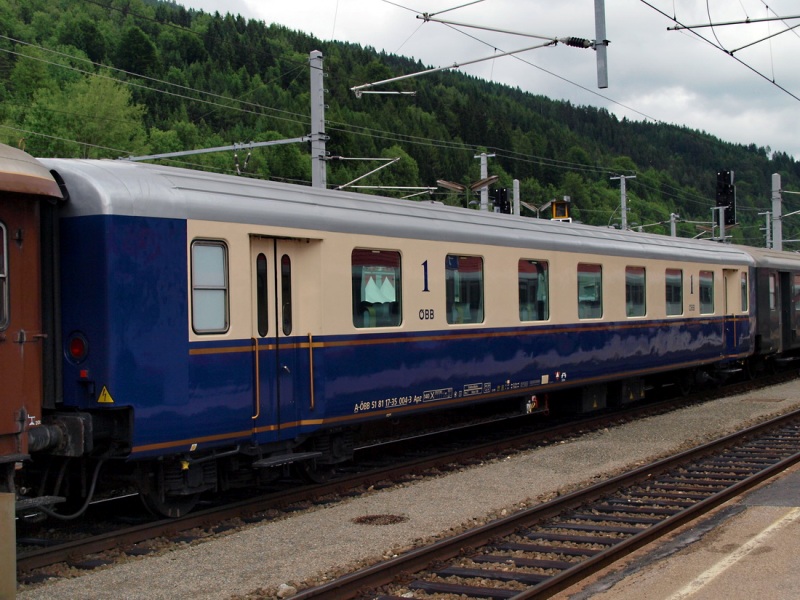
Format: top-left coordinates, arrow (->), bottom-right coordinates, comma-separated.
124,315 -> 750,459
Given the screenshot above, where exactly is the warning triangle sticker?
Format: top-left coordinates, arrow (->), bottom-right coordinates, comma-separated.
97,386 -> 115,404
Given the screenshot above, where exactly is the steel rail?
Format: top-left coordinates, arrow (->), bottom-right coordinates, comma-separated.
291,408 -> 800,599
17,371 -> 796,577
15,390 -> 699,574
12,411 -> 591,573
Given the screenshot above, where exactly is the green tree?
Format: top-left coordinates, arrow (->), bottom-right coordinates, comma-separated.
116,26 -> 160,76
374,145 -> 420,190
57,16 -> 107,62
7,46 -> 58,102
23,75 -> 148,158
0,0 -> 796,241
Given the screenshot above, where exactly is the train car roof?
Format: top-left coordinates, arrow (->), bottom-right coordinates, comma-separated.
0,143 -> 63,199
42,158 -> 755,265
738,246 -> 800,270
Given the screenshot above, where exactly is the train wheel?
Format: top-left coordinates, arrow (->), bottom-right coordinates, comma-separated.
744,358 -> 762,380
296,460 -> 334,484
677,371 -> 694,396
136,464 -> 200,518
139,489 -> 199,519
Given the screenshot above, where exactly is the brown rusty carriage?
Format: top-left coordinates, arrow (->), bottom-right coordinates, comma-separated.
0,144 -> 62,500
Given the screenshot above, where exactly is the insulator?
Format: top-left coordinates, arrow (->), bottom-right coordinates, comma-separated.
564,37 -> 592,48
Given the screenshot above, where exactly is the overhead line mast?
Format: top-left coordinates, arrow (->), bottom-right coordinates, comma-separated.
595,0 -> 609,88
351,1 -> 610,95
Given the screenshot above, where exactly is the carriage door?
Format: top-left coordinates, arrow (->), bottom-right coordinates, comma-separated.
780,272 -> 800,351
722,269 -> 742,356
0,197 -> 44,459
250,237 -> 299,444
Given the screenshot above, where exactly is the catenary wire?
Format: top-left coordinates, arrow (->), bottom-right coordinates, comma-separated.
0,2 -> 779,216
639,0 -> 800,103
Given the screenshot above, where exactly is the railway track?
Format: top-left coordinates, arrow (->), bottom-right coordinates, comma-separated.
12,408 -> 616,577
16,371 -> 796,582
289,407 -> 800,599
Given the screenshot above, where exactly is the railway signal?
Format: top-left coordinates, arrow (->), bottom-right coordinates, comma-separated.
494,188 -> 511,214
716,170 -> 736,226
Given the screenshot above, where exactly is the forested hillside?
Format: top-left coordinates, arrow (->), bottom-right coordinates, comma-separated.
1,0 -> 798,245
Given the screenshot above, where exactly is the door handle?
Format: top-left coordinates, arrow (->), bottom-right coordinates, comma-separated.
13,331 -> 47,344
251,338 -> 261,420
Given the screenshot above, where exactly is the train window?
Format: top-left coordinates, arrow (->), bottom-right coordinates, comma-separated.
769,273 -> 777,311
0,221 -> 7,331
665,269 -> 683,316
793,274 -> 800,318
191,241 -> 229,334
281,254 -> 292,335
741,272 -> 749,312
577,263 -> 603,319
352,249 -> 402,328
625,267 -> 646,317
518,259 -> 549,321
256,253 -> 268,337
699,270 -> 714,314
446,255 -> 484,324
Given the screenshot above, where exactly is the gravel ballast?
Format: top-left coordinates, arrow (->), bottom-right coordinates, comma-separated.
17,380 -> 800,600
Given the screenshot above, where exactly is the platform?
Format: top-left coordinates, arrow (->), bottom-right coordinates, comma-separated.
557,462 -> 800,599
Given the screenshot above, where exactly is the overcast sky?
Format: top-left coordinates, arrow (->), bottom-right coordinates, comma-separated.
177,0 -> 800,160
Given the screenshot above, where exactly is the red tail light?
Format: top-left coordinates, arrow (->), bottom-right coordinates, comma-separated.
67,333 -> 88,362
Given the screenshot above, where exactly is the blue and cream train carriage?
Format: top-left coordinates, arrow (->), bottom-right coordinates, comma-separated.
3,145 -> 799,517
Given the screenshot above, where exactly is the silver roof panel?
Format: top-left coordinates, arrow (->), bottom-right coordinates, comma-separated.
42,158 -> 756,265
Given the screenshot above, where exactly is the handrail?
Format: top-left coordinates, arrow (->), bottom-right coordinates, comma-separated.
251,337 -> 261,420
308,333 -> 316,411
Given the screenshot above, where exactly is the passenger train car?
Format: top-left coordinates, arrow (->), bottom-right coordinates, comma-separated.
1,142 -> 799,517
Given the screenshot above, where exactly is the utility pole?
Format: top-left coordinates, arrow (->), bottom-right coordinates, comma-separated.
474,152 -> 495,211
594,0 -> 609,88
670,213 -> 679,237
610,175 -> 635,230
772,173 -> 782,251
759,211 -> 772,249
513,179 -> 520,216
310,50 -> 327,189
713,206 -> 727,242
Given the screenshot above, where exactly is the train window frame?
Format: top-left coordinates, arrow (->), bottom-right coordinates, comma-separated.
281,254 -> 293,336
446,254 -> 484,325
665,268 -> 683,316
0,220 -> 7,331
793,274 -> 800,319
769,273 -> 777,311
741,272 -> 749,312
191,240 -> 229,334
518,259 -> 549,322
625,266 -> 646,317
577,263 -> 603,319
699,270 -> 714,314
255,253 -> 268,337
352,248 -> 402,329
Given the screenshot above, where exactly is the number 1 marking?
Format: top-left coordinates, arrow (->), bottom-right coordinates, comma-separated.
422,260 -> 430,292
